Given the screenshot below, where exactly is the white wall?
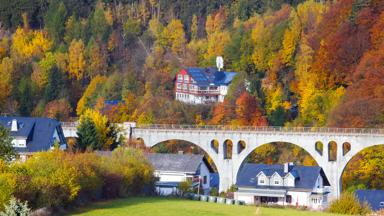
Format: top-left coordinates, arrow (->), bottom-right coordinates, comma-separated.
200,162 -> 211,190
12,138 -> 27,148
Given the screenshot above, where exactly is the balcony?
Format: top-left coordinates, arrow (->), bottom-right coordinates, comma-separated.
313,187 -> 331,194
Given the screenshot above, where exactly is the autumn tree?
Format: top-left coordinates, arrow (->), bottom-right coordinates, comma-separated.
44,99 -> 72,121
68,39 -> 86,80
79,109 -> 121,150
163,19 -> 186,56
235,92 -> 267,126
77,75 -> 107,115
86,39 -> 107,78
0,58 -> 13,110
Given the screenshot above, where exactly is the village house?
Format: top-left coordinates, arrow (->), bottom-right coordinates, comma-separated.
0,116 -> 67,161
235,162 -> 331,210
174,67 -> 237,104
146,153 -> 213,196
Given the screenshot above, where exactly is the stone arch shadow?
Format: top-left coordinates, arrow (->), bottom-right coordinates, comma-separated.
137,137 -> 222,189
234,141 -> 321,186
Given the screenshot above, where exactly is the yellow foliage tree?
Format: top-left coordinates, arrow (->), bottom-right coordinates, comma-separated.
68,39 -> 86,80
281,10 -> 301,65
0,57 -> 13,108
80,109 -> 115,150
11,28 -> 52,60
76,75 -> 107,115
204,9 -> 230,62
163,19 -> 186,56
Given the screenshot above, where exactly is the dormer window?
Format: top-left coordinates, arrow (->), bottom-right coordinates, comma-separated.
184,75 -> 189,82
274,180 -> 279,185
260,179 -> 265,184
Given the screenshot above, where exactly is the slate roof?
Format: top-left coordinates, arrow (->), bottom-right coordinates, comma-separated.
237,163 -> 330,190
185,67 -> 237,87
146,153 -> 206,174
356,190 -> 384,211
0,116 -> 66,153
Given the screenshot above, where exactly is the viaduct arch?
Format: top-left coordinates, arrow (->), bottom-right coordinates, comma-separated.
130,125 -> 384,199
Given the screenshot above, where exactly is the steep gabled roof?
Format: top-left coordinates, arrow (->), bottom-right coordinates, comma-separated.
146,153 -> 206,174
185,67 -> 237,87
0,116 -> 66,153
356,190 -> 384,211
237,163 -> 330,190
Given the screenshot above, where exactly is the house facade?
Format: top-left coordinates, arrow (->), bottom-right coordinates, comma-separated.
235,163 -> 331,210
0,117 -> 67,161
146,153 -> 213,196
174,67 -> 237,104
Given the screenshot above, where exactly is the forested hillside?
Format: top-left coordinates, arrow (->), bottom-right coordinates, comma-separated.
0,0 -> 384,191
0,0 -> 383,128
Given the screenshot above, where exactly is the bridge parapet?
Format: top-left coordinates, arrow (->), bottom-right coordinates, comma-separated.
135,124 -> 384,136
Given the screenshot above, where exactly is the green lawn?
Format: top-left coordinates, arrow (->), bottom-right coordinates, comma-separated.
69,197 -> 341,216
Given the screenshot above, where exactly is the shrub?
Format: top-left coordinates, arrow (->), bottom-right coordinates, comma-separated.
0,148 -> 154,211
0,172 -> 16,211
0,197 -> 30,216
209,187 -> 219,196
178,180 -> 192,197
12,150 -> 81,209
328,192 -> 371,215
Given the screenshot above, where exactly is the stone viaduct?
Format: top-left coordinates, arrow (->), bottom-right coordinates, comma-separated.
62,123 -> 384,199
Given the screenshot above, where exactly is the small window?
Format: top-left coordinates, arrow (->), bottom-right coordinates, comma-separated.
176,83 -> 182,89
184,75 -> 189,82
286,195 -> 292,203
178,74 -> 183,81
259,178 -> 265,184
183,84 -> 188,90
203,176 -> 207,184
380,202 -> 384,207
274,180 -> 279,185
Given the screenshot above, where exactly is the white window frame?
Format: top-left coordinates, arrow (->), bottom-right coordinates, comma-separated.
178,74 -> 183,81
176,83 -> 182,90
184,75 -> 189,82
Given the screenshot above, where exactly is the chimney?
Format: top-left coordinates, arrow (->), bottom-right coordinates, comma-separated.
284,162 -> 289,173
11,119 -> 18,132
284,162 -> 294,173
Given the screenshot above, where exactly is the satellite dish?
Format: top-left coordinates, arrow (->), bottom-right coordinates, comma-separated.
216,56 -> 224,71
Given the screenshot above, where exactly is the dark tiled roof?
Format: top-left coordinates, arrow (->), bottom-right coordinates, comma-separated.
146,153 -> 205,174
237,163 -> 330,190
185,68 -> 237,87
356,190 -> 384,211
0,116 -> 66,153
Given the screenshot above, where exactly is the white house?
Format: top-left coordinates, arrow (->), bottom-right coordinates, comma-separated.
174,67 -> 238,104
0,117 -> 67,161
235,162 -> 331,210
146,153 -> 213,196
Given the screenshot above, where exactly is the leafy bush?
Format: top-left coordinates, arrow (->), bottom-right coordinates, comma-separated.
0,197 -> 30,216
328,192 -> 371,215
178,180 -> 192,197
0,148 -> 154,211
209,187 -> 219,196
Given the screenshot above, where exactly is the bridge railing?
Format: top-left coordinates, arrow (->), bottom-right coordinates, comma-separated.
134,124 -> 384,135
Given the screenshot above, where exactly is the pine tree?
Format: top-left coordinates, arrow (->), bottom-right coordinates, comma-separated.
0,125 -> 15,162
75,117 -> 98,152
